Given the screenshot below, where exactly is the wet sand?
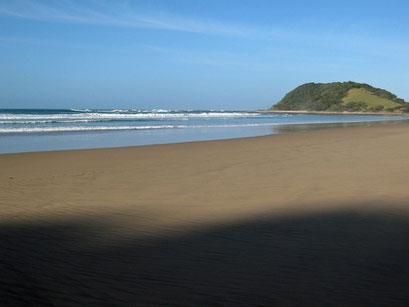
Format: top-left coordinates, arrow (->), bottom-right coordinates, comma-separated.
1,123 -> 409,305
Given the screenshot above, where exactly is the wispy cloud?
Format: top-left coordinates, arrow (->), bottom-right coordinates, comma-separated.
0,0 -> 263,37
1,0 -> 408,61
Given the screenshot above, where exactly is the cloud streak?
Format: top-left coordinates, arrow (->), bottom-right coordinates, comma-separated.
0,0 -> 263,37
1,0 -> 408,61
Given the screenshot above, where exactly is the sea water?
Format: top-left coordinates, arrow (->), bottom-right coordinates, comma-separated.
0,109 -> 407,154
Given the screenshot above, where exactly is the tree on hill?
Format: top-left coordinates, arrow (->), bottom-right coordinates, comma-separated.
272,82 -> 407,112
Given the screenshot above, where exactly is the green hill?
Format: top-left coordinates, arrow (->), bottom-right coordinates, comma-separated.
271,82 -> 409,112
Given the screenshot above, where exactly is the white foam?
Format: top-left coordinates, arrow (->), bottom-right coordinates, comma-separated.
0,111 -> 259,121
70,109 -> 91,112
0,122 -> 283,134
0,125 -> 185,133
0,119 -> 110,124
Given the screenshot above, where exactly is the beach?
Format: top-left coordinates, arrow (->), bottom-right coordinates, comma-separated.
1,122 -> 409,305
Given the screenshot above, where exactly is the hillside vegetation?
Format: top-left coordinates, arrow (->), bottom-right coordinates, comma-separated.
272,82 -> 409,112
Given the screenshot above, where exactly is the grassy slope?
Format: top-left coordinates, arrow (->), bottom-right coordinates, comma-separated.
271,82 -> 409,112
343,88 -> 400,108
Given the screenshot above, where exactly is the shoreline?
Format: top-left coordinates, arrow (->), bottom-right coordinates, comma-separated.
2,108 -> 409,155
1,122 -> 409,304
0,114 -> 409,156
1,116 -> 408,155
252,109 -> 409,116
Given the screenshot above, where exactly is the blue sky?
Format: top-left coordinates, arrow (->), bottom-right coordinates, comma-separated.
0,0 -> 408,110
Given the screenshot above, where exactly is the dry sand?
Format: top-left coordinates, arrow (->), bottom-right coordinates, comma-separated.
1,123 -> 409,305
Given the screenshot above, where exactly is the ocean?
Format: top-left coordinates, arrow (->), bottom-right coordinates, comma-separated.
0,109 -> 407,154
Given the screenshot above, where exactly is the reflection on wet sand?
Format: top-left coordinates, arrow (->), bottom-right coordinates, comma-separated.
272,119 -> 409,134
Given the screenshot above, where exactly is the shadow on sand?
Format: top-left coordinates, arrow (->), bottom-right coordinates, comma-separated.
1,201 -> 409,306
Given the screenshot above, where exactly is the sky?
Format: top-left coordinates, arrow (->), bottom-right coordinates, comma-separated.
0,0 -> 408,110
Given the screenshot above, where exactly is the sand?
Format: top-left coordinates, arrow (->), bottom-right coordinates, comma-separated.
1,123 -> 409,305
